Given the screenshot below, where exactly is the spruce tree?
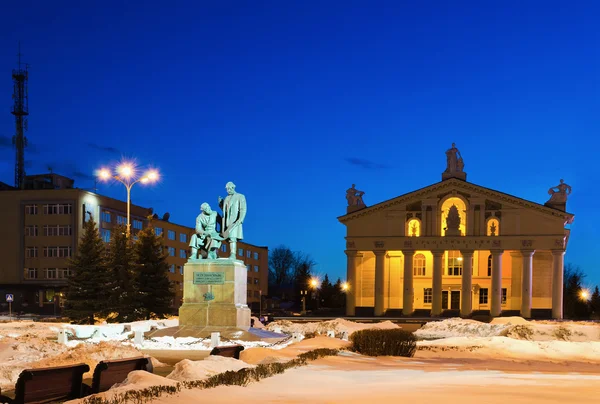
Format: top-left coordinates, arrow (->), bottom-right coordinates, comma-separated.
320,274 -> 334,307
105,224 -> 141,322
64,216 -> 110,324
134,221 -> 175,320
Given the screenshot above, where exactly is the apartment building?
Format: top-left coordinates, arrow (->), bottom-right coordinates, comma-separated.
0,173 -> 268,315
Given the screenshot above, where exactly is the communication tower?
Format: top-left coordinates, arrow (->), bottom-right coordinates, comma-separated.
11,43 -> 29,189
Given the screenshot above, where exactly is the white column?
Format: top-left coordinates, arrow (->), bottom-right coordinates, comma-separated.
345,250 -> 360,316
521,250 -> 535,318
402,250 -> 415,315
374,250 -> 386,316
490,250 -> 504,317
431,250 -> 444,316
460,250 -> 474,317
552,250 -> 565,319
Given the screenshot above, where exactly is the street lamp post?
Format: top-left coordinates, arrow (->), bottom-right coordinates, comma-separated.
97,162 -> 159,238
300,290 -> 307,315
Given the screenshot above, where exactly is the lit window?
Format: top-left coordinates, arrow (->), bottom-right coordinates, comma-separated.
447,251 -> 462,276
479,288 -> 489,304
413,253 -> 426,276
407,219 -> 421,237
487,218 -> 500,236
441,197 -> 466,236
423,288 -> 432,304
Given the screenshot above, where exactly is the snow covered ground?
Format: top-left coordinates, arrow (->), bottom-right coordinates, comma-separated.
1,316 -> 599,403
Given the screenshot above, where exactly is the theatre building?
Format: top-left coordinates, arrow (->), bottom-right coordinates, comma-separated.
339,144 -> 574,319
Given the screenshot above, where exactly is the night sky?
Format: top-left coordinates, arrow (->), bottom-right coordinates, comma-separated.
0,1 -> 598,286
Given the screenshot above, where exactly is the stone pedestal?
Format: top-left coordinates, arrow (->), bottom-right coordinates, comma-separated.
179,259 -> 251,330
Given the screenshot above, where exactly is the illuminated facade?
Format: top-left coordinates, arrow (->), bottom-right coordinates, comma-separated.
339,148 -> 574,319
0,174 -> 268,314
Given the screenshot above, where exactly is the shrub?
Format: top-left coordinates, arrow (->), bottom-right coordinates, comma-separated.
350,329 -> 417,357
554,325 -> 572,341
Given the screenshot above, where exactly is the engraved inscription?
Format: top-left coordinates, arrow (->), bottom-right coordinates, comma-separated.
374,241 -> 385,249
403,240 -> 413,248
521,240 -> 533,247
346,241 -> 355,249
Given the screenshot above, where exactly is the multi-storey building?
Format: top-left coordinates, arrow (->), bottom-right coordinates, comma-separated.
0,173 -> 268,315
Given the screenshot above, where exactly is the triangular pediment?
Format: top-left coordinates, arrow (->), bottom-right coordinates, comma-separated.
338,178 -> 574,224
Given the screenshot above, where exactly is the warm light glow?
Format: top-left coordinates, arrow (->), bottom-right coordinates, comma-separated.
580,289 -> 590,301
342,282 -> 349,291
407,219 -> 421,237
310,278 -> 319,288
146,170 -> 159,181
98,168 -> 111,180
457,257 -> 463,262
117,163 -> 134,179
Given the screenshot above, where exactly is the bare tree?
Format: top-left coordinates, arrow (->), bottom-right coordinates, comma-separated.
268,245 -> 296,287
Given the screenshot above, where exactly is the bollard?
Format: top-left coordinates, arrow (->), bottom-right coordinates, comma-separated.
341,331 -> 349,341
134,330 -> 143,345
210,332 -> 220,348
292,332 -> 303,341
327,330 -> 335,338
273,326 -> 282,334
57,330 -> 68,344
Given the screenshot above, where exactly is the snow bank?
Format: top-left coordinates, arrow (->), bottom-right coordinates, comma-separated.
415,318 -> 510,339
167,356 -> 255,382
266,318 -> 400,336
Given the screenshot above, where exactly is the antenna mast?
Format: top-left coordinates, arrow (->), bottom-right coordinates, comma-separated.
11,42 -> 29,189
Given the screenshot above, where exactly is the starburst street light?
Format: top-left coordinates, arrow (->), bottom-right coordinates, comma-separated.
580,289 -> 590,301
342,282 -> 349,292
96,161 -> 160,237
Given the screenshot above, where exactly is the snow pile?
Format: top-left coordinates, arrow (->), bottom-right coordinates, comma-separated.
415,318 -> 510,339
266,318 -> 400,336
251,316 -> 265,329
166,356 -> 255,381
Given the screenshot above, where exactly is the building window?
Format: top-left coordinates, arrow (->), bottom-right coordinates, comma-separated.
169,247 -> 176,256
254,278 -> 259,285
253,252 -> 259,260
155,227 -> 163,236
43,246 -> 72,258
502,288 -> 507,304
101,229 -> 111,243
447,251 -> 463,276
25,225 -> 38,237
25,268 -> 38,279
25,204 -> 37,215
25,247 -> 38,258
247,264 -> 251,272
413,253 -> 426,276
254,291 -> 259,298
247,250 -> 251,258
43,203 -> 72,215
133,219 -> 143,230
169,264 -> 175,273
479,288 -> 489,304
101,211 -> 111,222
179,266 -> 184,275
247,277 -> 251,284
180,233 -> 187,243
423,288 -> 432,304
46,268 -> 57,279
487,254 -> 492,277
407,218 -> 421,237
441,197 -> 467,236
59,268 -> 70,278
254,265 -> 259,272
44,225 -> 72,236
117,216 -> 126,225
238,248 -> 244,256
168,230 -> 176,240
179,281 -> 183,291
221,244 -> 227,252
487,218 -> 500,236
179,249 -> 187,259
247,290 -> 252,298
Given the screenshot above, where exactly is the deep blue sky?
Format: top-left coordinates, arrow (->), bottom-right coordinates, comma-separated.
1,1 -> 598,286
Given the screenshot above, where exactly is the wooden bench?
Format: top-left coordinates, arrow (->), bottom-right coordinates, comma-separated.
0,363 -> 90,404
83,357 -> 153,395
209,345 -> 245,360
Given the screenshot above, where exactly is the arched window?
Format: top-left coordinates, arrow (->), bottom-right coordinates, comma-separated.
487,254 -> 492,277
441,197 -> 467,236
487,218 -> 500,236
447,251 -> 462,276
413,253 -> 426,276
407,219 -> 421,237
